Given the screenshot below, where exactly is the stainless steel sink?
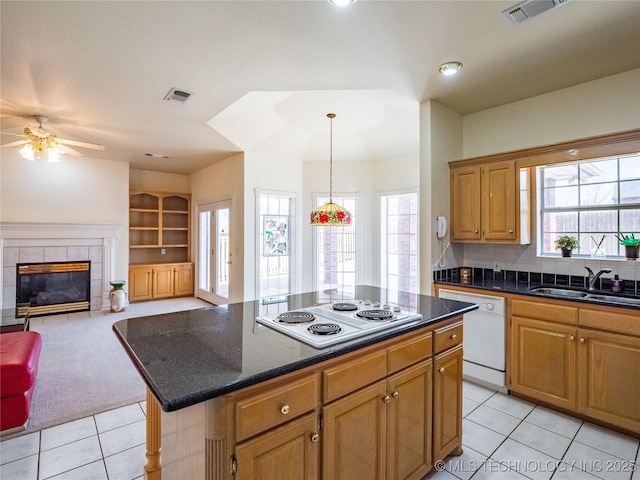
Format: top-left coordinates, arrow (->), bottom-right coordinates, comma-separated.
584,294 -> 640,306
529,287 -> 589,298
529,286 -> 640,307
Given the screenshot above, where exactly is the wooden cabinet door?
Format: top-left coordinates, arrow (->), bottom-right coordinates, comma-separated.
128,267 -> 152,302
450,166 -> 481,241
578,328 -> 640,433
481,161 -> 516,241
153,265 -> 175,298
322,381 -> 387,480
387,360 -> 433,480
510,316 -> 577,410
235,412 -> 319,480
173,263 -> 194,297
433,346 -> 462,462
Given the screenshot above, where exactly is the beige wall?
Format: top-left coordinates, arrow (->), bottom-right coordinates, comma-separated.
190,153 -> 245,303
419,100 -> 464,294
130,169 -> 190,194
456,68 -> 640,282
0,152 -> 130,286
463,68 -> 640,158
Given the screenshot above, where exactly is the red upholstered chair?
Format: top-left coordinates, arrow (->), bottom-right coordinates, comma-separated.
0,331 -> 42,432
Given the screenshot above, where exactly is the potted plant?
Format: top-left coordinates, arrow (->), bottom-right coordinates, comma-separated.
555,235 -> 579,257
615,233 -> 640,260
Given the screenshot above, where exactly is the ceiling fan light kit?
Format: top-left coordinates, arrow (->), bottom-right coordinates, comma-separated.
2,115 -> 105,162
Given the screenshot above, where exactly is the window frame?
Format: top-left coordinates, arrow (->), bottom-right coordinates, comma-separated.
537,153 -> 640,258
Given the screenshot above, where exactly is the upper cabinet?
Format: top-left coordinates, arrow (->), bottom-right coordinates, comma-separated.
450,160 -> 530,244
129,192 -> 191,264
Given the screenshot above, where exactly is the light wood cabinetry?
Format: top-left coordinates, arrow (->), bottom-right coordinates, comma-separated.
433,323 -> 463,462
128,262 -> 194,302
449,160 -> 529,244
215,320 -> 463,480
129,192 -> 192,301
151,318 -> 464,480
509,298 -> 640,434
234,413 -> 320,480
321,331 -> 436,480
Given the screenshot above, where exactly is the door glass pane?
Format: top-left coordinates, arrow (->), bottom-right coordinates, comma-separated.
198,211 -> 211,291
216,208 -> 229,300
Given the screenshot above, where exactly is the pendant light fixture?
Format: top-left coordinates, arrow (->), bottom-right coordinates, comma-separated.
310,113 -> 352,226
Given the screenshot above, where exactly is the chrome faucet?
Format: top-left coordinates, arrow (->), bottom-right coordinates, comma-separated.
585,267 -> 612,291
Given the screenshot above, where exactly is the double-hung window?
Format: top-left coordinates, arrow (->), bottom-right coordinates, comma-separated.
538,153 -> 640,257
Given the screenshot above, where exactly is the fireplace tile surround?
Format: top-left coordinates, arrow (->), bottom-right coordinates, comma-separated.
0,222 -> 122,311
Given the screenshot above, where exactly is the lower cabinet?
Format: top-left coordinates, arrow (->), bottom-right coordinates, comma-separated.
509,299 -> 640,434
128,262 -> 194,302
322,360 -> 433,480
510,315 -> 578,410
433,345 -> 463,462
235,412 -> 320,480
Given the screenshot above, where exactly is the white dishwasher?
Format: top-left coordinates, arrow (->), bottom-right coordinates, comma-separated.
438,288 -> 506,391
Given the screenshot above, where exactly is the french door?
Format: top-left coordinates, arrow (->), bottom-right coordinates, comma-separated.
197,200 -> 231,304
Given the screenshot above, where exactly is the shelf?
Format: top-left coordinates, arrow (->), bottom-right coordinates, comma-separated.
130,191 -> 191,265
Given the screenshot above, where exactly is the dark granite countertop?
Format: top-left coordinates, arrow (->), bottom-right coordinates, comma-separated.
112,285 -> 477,412
435,277 -> 640,310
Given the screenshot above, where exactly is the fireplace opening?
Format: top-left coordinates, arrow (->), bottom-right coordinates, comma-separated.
16,261 -> 91,317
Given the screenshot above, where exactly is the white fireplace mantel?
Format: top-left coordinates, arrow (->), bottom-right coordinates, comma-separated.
0,222 -> 123,310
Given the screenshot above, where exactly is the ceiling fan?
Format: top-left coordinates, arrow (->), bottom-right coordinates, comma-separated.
1,115 -> 105,162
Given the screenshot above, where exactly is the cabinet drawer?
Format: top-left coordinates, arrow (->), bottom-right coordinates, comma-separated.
388,332 -> 432,374
512,299 -> 578,325
235,374 -> 318,442
323,349 -> 387,403
580,308 -> 640,337
434,322 -> 463,354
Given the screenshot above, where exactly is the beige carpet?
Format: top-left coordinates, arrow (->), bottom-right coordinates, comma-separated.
16,297 -> 211,437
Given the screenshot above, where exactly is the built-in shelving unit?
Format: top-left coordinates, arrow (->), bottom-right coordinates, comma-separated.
129,192 -> 193,301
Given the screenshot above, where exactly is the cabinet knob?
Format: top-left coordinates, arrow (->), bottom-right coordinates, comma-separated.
580,338 -> 585,343
509,229 -> 514,234
570,335 -> 575,341
392,390 -> 399,399
280,404 -> 290,415
310,433 -> 320,443
451,334 -> 457,340
474,230 -> 479,234
439,367 -> 445,373
382,395 -> 392,403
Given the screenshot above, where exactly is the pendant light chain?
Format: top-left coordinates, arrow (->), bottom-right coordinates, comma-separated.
328,113 -> 335,203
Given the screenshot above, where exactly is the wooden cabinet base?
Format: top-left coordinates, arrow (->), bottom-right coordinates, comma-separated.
142,319 -> 464,480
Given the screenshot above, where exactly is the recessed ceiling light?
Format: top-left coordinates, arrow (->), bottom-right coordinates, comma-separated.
438,61 -> 463,76
328,0 -> 356,6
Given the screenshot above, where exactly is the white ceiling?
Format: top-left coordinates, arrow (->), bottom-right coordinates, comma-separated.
1,1 -> 639,174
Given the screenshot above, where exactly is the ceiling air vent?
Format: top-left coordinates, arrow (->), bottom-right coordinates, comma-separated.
163,87 -> 193,103
502,0 -> 570,25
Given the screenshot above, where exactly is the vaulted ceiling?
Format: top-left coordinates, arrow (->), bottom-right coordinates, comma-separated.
1,1 -> 639,174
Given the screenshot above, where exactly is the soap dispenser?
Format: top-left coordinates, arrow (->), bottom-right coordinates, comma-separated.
611,274 -> 623,293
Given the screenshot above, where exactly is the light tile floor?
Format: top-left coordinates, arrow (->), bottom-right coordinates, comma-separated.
427,381 -> 640,480
1,382 -> 638,479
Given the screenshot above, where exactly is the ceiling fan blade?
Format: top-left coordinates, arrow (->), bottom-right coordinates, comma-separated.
0,131 -> 27,138
57,144 -> 83,157
58,138 -> 105,151
1,140 -> 27,148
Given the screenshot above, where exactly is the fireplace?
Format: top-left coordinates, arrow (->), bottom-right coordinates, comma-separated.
16,261 -> 91,317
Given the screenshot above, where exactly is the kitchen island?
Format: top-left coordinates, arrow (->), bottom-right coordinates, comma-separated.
113,286 -> 477,480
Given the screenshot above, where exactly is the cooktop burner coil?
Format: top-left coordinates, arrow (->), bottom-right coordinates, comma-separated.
276,311 -> 315,324
332,302 -> 359,312
308,323 -> 342,336
356,309 -> 396,321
